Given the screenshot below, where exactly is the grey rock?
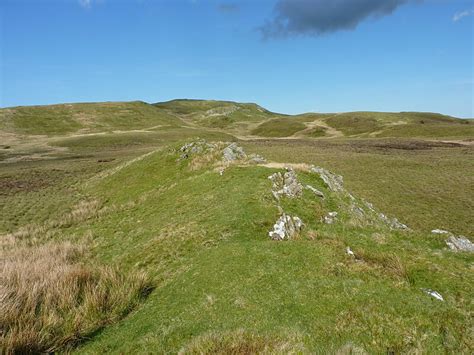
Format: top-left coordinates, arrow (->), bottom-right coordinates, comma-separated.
311,166 -> 344,192
305,185 -> 325,198
269,214 -> 304,241
223,142 -> 247,162
379,213 -> 408,230
324,211 -> 338,224
179,140 -> 217,160
248,153 -> 267,164
446,235 -> 474,252
268,168 -> 303,199
431,229 -> 450,235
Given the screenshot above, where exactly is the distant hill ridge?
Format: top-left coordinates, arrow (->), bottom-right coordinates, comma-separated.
0,99 -> 472,139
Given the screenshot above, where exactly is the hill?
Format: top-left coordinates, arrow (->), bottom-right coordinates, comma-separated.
1,100 -> 473,353
2,99 -> 472,140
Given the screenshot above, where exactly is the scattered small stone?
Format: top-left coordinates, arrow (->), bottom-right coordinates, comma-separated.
268,168 -> 303,199
446,235 -> 474,252
222,142 -> 246,162
324,211 -> 338,224
431,229 -> 450,235
305,185 -> 324,198
379,213 -> 408,230
350,204 -> 365,218
311,166 -> 344,192
248,153 -> 266,164
269,214 -> 304,241
346,246 -> 355,257
422,288 -> 444,301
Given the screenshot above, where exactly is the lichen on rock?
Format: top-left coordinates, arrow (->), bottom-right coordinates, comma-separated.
222,142 -> 246,162
268,168 -> 303,200
269,214 -> 304,241
310,166 -> 344,192
445,235 -> 474,252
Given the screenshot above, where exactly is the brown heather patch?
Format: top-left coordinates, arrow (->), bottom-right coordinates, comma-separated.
0,241 -> 151,353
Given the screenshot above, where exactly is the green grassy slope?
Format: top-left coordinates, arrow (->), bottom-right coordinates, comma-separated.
325,112 -> 473,138
1,100 -> 473,353
0,101 -> 183,136
154,99 -> 283,129
1,100 -> 472,139
64,142 -> 472,353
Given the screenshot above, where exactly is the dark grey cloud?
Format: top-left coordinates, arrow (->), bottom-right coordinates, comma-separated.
260,0 -> 415,38
217,3 -> 240,13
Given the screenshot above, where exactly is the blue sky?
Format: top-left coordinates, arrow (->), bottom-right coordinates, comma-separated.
1,0 -> 473,117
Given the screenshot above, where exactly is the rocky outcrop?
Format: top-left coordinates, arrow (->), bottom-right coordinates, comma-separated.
378,213 -> 408,230
222,143 -> 246,162
268,168 -> 303,200
310,166 -> 344,192
305,185 -> 325,198
179,140 -> 217,160
269,214 -> 304,241
430,229 -> 474,252
446,235 -> 474,252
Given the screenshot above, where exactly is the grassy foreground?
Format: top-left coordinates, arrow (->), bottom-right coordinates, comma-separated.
0,100 -> 473,353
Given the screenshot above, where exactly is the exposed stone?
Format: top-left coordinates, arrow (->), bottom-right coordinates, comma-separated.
350,204 -> 365,218
311,166 -> 344,192
422,288 -> 444,301
324,211 -> 338,224
446,235 -> 474,252
248,153 -> 267,164
431,229 -> 450,235
222,142 -> 246,162
379,213 -> 408,230
268,168 -> 303,199
305,185 -> 324,198
178,140 -> 217,160
269,214 -> 304,241
346,246 -> 355,257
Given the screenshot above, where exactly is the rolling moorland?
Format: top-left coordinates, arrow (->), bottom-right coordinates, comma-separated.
0,99 -> 473,353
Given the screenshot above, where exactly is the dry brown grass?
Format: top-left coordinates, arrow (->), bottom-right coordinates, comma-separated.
178,329 -> 307,355
1,199 -> 105,249
0,241 -> 151,353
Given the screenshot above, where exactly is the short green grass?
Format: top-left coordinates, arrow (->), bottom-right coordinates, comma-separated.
67,144 -> 472,353
251,118 -> 307,137
325,112 -> 472,138
1,100 -> 473,353
0,101 -> 182,136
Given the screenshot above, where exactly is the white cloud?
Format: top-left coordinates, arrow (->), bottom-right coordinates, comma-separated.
453,9 -> 474,22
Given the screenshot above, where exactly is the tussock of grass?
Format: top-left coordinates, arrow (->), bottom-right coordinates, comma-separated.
178,329 -> 307,354
0,241 -> 151,353
1,199 -> 104,248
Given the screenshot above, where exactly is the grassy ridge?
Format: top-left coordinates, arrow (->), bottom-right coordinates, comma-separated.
69,143 -> 473,353
1,99 -> 473,353
1,100 -> 472,138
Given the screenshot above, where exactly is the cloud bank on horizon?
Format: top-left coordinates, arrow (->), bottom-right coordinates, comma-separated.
260,0 -> 418,39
